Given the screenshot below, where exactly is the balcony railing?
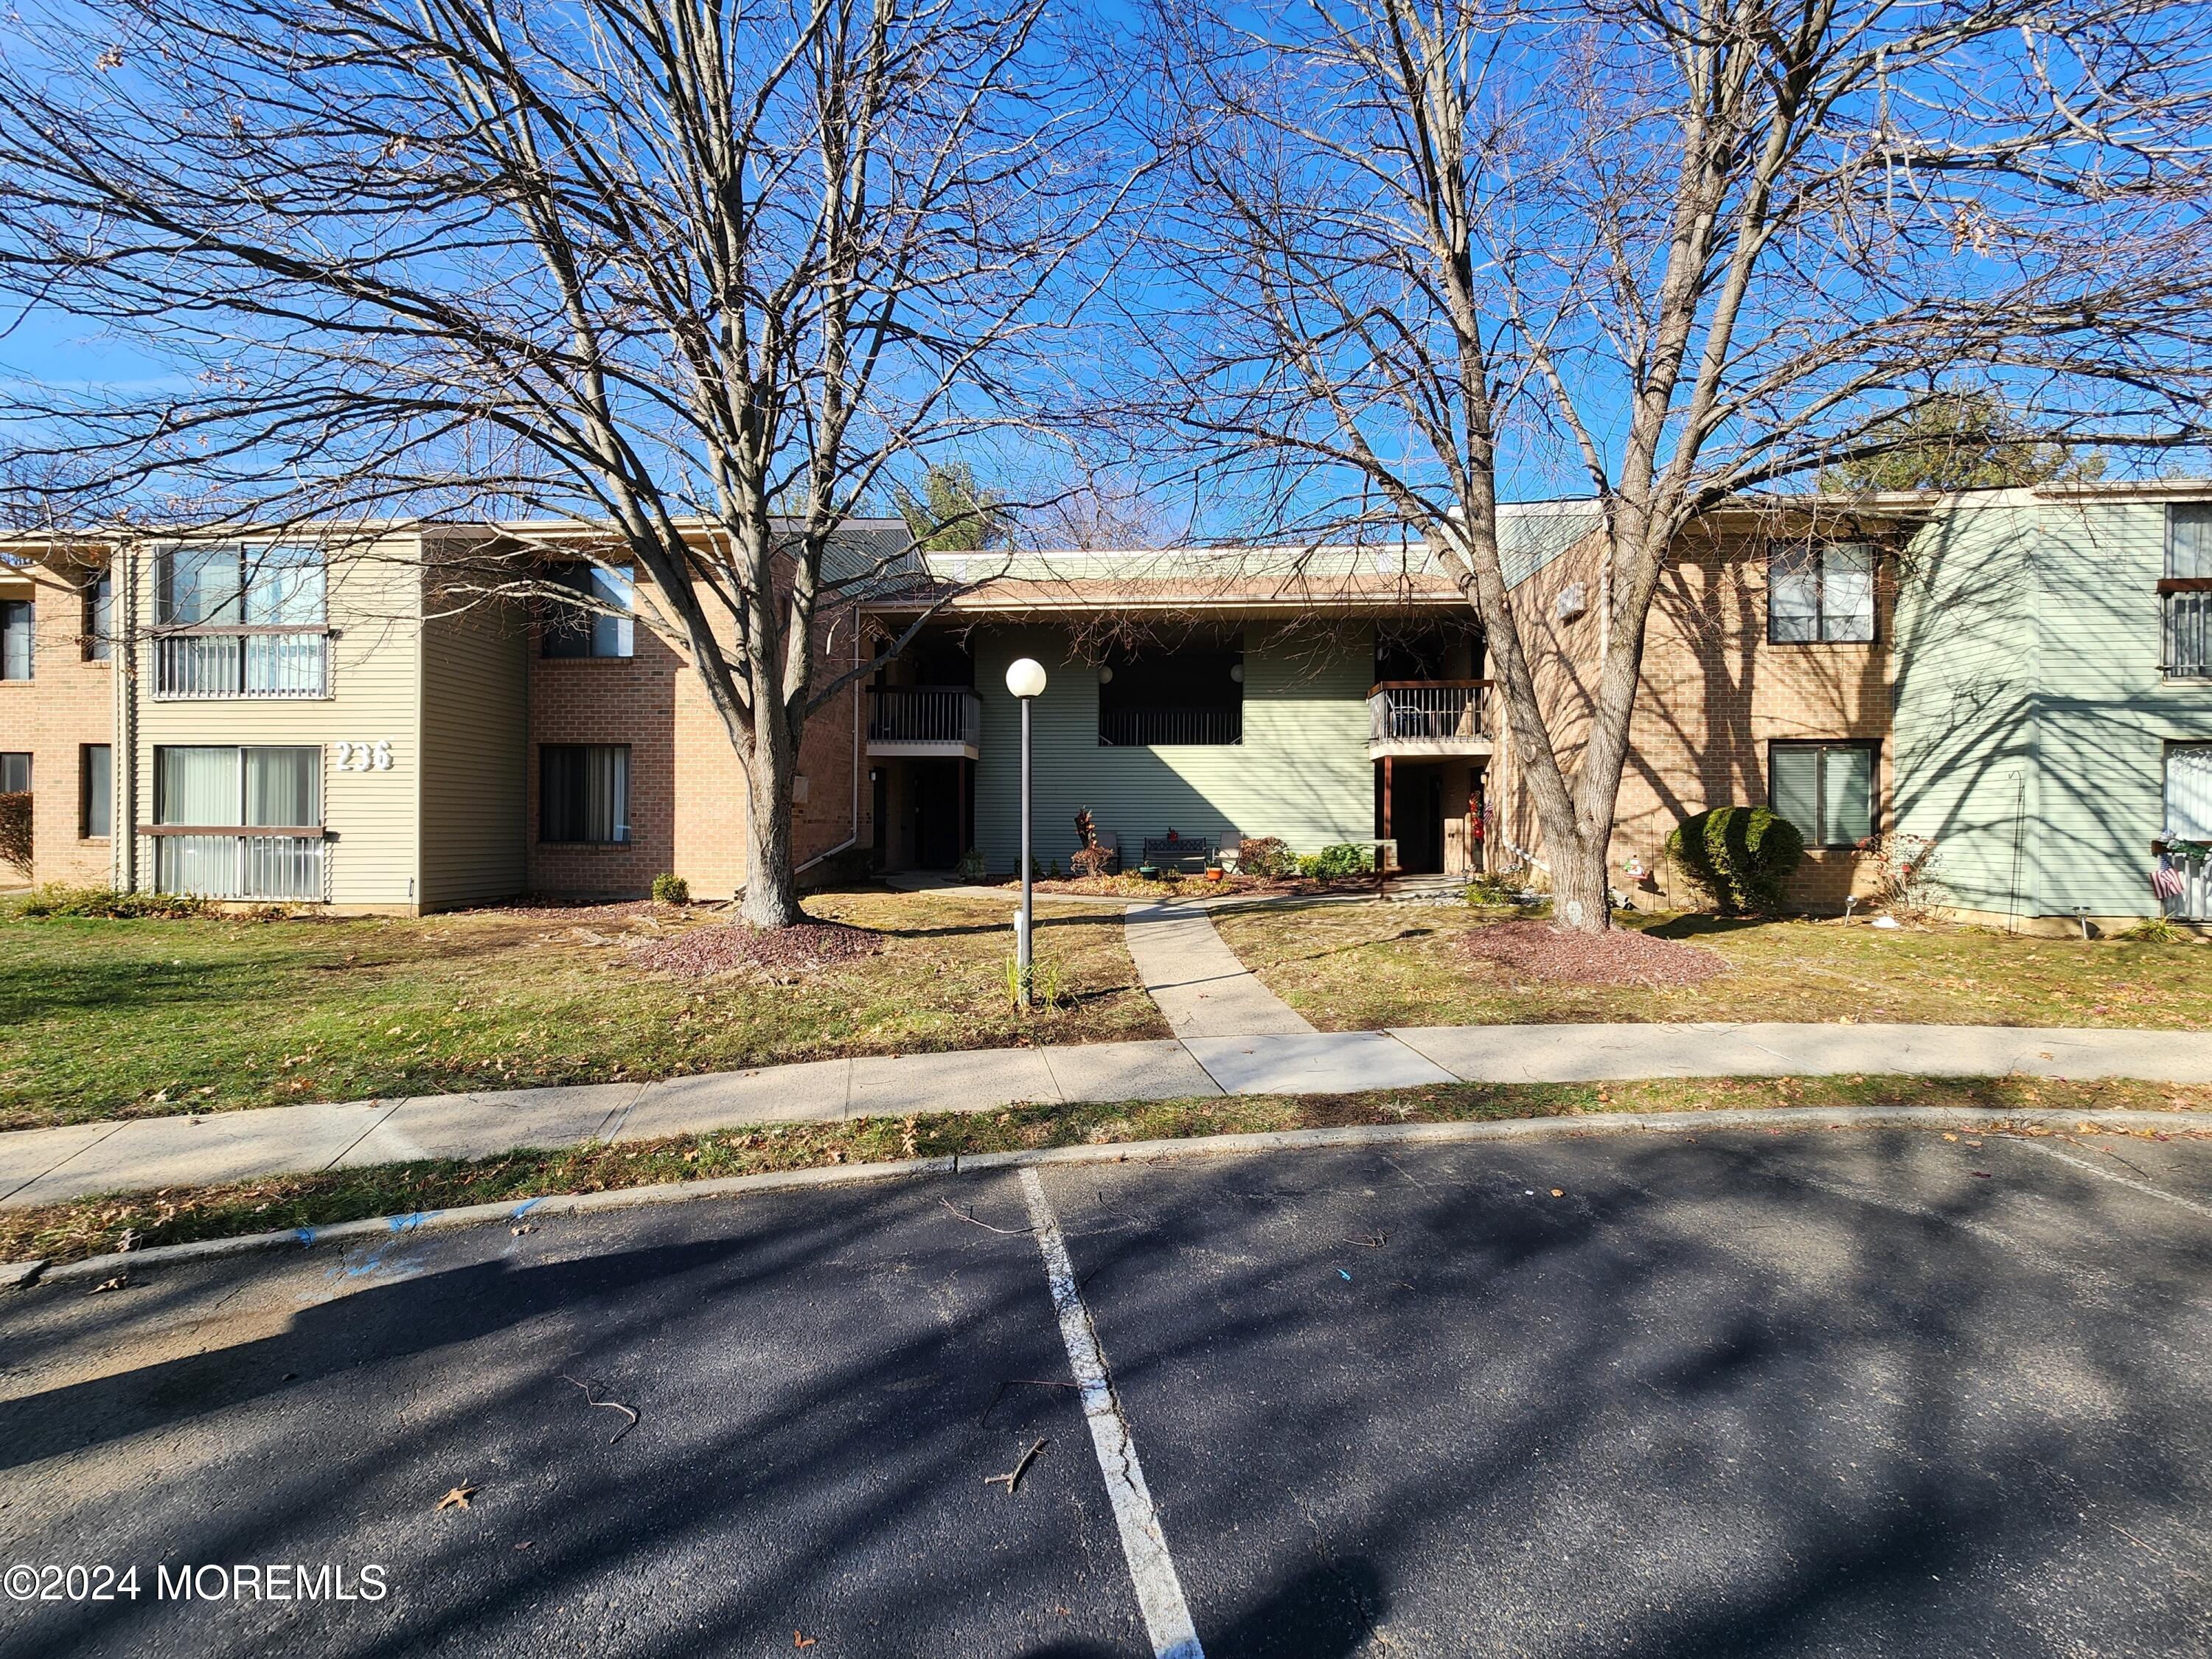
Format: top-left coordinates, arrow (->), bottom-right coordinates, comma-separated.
155,627 -> 329,698
1368,680 -> 1492,751
866,686 -> 981,753
145,828 -> 328,901
1099,705 -> 1242,747
2163,582 -> 2211,678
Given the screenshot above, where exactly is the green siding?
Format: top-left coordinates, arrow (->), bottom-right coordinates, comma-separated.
1893,491 -> 2212,919
1891,496 -> 2040,916
2030,499 -> 2211,916
970,625 -> 1376,872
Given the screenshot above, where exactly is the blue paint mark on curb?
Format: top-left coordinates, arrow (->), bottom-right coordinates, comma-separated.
294,1227 -> 316,1245
511,1197 -> 546,1219
389,1211 -> 438,1233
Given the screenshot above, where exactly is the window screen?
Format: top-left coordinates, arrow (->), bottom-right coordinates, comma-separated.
83,570 -> 114,661
1769,742 -> 1877,847
0,753 -> 28,793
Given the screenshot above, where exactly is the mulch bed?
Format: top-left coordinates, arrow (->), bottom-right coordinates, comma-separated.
630,920 -> 884,981
1462,920 -> 1729,987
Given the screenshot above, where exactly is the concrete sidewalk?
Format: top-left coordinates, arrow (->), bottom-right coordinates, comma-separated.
7,1021 -> 2212,1211
1121,902 -> 1315,1037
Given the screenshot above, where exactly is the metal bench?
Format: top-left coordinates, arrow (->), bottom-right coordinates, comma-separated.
1134,833 -> 1216,872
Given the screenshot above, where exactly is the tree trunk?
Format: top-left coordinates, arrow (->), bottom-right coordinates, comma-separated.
740,717 -> 805,929
1548,832 -> 1612,934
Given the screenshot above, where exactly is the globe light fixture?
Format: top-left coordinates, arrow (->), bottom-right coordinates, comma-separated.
1005,658 -> 1048,1004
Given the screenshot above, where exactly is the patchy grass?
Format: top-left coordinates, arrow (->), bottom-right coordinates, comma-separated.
0,889 -> 1164,1132
6,1071 -> 2203,1270
1211,902 -> 2212,1031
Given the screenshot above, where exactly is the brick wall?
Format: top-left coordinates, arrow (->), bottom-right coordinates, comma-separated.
525,580 -> 863,901
0,560 -> 116,888
1490,533 -> 1893,914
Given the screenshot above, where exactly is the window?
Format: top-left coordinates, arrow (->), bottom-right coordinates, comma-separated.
2164,506 -> 2212,678
83,568 -> 113,661
155,545 -> 327,697
152,745 -> 324,899
1770,742 -> 1877,848
1769,543 -> 1875,643
2170,744 -> 2212,841
1097,642 -> 1243,747
155,745 -> 321,828
1,600 -> 31,679
0,752 -> 27,793
540,745 -> 630,842
158,543 -> 327,627
81,745 -> 111,838
541,565 -> 635,658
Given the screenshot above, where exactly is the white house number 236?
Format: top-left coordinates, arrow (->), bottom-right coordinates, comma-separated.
332,740 -> 394,773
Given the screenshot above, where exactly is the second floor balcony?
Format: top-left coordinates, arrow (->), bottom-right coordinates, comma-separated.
866,685 -> 981,758
155,627 -> 330,699
1368,680 -> 1493,758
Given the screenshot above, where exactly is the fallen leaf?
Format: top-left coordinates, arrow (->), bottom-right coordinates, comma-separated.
1550,1189 -> 1564,1198
90,1274 -> 129,1295
1942,1133 -> 1958,1142
794,1632 -> 817,1649
1970,1171 -> 1992,1179
437,1484 -> 477,1511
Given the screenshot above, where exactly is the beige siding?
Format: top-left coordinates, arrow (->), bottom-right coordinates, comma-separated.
130,534 -> 427,908
417,584 -> 527,909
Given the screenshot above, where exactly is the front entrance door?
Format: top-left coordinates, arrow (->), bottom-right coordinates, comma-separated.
909,758 -> 967,870
1387,763 -> 1445,874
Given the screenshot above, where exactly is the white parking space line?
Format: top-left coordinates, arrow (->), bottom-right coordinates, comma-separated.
1018,1166 -> 1206,1659
2011,1137 -> 2212,1220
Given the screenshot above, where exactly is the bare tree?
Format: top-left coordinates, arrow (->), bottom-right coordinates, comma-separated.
1140,0 -> 2212,928
0,0 -> 1127,925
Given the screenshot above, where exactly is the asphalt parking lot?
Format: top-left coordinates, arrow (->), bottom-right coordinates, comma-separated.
2,1123 -> 2208,1658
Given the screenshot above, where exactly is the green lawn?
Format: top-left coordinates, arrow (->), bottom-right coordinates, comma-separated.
0,890 -> 1164,1132
7,1071 -> 2202,1268
1209,902 -> 2212,1030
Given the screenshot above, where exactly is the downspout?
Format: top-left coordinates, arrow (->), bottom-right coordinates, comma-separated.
116,539 -> 139,891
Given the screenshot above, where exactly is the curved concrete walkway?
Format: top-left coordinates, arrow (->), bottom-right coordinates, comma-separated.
7,1021 -> 2212,1211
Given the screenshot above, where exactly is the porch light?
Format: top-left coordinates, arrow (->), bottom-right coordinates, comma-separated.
1097,664 -> 1113,684
1006,657 -> 1047,1004
1228,663 -> 1244,684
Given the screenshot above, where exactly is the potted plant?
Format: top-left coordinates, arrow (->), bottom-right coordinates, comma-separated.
1204,860 -> 1225,882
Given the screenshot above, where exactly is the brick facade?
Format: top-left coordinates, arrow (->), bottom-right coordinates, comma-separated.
524,581 -> 864,901
1490,532 -> 1891,914
0,558 -> 116,888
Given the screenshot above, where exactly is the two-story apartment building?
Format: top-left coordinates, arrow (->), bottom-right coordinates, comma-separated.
2,484 -> 2205,930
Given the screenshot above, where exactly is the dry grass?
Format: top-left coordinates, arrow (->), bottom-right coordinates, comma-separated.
0,888 -> 1165,1132
1211,901 -> 2212,1029
6,1071 -> 2202,1270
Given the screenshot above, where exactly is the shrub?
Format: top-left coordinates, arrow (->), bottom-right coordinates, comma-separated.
650,872 -> 690,905
1069,844 -> 1114,877
1313,843 -> 1372,877
1235,835 -> 1294,878
18,886 -> 209,919
1665,806 -> 1805,914
1857,832 -> 1946,920
956,848 -> 988,882
0,791 -> 28,878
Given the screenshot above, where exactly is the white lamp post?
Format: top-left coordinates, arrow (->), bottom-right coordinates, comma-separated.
1005,657 -> 1048,1005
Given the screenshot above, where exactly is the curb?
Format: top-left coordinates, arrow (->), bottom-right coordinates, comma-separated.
11,1105 -> 2211,1289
